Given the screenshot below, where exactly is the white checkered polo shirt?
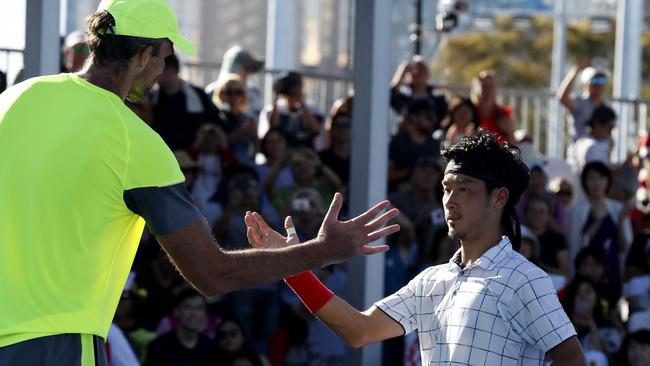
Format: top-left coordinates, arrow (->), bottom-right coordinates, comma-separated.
375,237 -> 576,365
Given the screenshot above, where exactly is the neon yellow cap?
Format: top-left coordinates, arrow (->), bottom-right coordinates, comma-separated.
97,0 -> 196,56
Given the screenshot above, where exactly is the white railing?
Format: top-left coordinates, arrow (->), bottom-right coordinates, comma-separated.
182,61 -> 650,162
0,47 -> 24,88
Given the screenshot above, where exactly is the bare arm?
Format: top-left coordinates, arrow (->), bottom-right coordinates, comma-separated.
545,336 -> 586,366
556,65 -> 582,112
245,209 -> 404,347
157,218 -> 329,295
314,298 -> 404,348
158,193 -> 399,297
390,61 -> 410,89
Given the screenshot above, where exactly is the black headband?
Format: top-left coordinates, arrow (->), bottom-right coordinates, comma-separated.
444,160 -> 503,189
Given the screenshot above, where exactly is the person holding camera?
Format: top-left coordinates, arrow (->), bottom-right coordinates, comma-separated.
261,71 -> 322,148
390,55 -> 447,122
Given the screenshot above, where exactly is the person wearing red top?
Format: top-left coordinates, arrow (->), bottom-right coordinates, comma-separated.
470,70 -> 517,144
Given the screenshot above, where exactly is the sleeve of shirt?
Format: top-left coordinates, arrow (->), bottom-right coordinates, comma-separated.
389,88 -> 407,115
584,142 -> 610,165
374,267 -> 434,335
124,183 -> 201,235
508,266 -> 577,353
123,121 -> 201,235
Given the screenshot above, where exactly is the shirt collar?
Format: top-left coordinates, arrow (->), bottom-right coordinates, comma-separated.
448,236 -> 513,271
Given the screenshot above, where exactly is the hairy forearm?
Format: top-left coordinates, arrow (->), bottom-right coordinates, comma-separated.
203,241 -> 329,294
159,219 -> 329,296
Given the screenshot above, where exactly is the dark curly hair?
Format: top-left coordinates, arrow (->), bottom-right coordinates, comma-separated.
86,10 -> 165,74
440,131 -> 530,250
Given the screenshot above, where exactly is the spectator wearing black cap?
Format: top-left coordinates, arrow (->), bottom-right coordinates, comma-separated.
260,71 -> 323,148
388,99 -> 441,191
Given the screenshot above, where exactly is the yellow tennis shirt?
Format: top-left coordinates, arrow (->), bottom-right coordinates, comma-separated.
0,74 -> 185,346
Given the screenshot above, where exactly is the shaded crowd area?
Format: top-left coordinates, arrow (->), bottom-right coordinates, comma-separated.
13,33 -> 648,366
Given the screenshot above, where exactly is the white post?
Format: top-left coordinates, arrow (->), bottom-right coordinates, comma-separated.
547,0 -> 566,158
346,0 -> 391,364
260,0 -> 299,138
24,0 -> 60,79
613,0 -> 643,161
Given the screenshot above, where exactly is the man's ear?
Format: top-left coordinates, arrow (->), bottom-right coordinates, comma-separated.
492,187 -> 509,210
133,45 -> 154,72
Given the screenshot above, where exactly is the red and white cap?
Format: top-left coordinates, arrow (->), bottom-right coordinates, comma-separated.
639,132 -> 650,159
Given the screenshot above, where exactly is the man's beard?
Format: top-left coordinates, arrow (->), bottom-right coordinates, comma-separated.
126,79 -> 154,103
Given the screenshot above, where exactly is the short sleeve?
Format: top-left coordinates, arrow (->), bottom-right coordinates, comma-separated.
374,268 -> 434,335
508,267 -> 576,352
124,121 -> 184,190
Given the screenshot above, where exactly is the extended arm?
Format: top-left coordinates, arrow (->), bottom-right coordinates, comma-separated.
314,298 -> 404,348
157,193 -> 399,297
245,210 -> 404,347
158,217 -> 329,295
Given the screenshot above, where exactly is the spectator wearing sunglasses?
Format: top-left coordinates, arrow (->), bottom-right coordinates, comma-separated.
557,59 -> 610,142
63,30 -> 90,72
212,73 -> 259,166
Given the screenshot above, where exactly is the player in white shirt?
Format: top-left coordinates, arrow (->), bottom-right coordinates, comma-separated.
245,132 -> 585,365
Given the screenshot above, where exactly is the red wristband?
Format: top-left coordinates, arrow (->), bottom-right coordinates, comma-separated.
284,271 -> 334,314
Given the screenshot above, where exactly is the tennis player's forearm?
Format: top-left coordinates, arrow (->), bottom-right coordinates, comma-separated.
314,296 -> 377,348
204,243 -> 330,293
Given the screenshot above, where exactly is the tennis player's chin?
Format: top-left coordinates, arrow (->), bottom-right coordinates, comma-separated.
447,226 -> 465,241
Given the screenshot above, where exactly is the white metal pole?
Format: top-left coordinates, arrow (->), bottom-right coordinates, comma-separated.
24,0 -> 60,79
613,0 -> 643,161
547,0 -> 566,158
261,0 -> 299,139
346,0 -> 391,364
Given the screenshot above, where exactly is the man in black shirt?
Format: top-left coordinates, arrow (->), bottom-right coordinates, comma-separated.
146,289 -> 218,366
151,54 -> 217,150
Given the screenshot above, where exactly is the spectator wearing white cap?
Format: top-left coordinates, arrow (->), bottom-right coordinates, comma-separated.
557,59 -> 610,142
616,311 -> 650,366
206,45 -> 265,119
63,30 -> 90,72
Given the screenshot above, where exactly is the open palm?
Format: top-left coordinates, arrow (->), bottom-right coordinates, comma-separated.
245,193 -> 401,265
245,212 -> 299,249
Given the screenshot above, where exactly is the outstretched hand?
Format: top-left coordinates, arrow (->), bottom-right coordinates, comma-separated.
245,193 -> 401,265
245,212 -> 300,249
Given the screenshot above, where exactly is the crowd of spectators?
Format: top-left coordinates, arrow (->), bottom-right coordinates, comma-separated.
109,51 -> 650,366
3,30 -> 649,365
